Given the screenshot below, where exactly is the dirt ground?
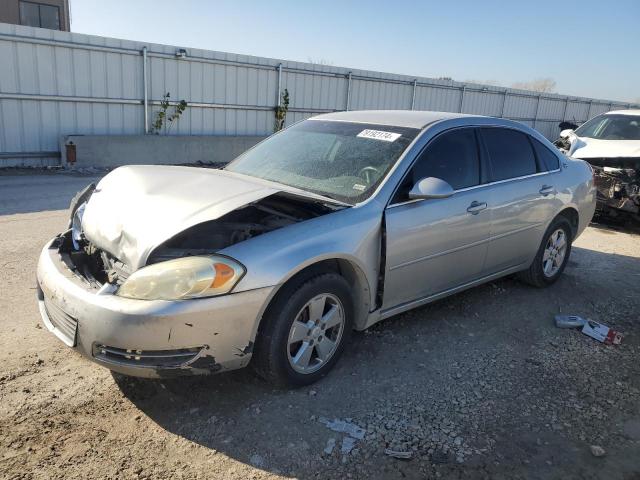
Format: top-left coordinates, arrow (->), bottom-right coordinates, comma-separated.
1,173 -> 639,480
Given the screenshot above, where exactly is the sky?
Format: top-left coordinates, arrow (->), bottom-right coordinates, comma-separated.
69,0 -> 640,103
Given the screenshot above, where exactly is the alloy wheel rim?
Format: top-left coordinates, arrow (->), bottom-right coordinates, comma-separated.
542,228 -> 567,277
286,293 -> 345,374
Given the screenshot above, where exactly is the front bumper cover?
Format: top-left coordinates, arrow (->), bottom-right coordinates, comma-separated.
36,239 -> 274,378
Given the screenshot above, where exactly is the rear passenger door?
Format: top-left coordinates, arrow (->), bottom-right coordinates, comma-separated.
479,128 -> 559,274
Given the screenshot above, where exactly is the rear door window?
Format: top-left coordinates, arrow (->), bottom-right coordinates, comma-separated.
531,138 -> 560,171
481,128 -> 537,181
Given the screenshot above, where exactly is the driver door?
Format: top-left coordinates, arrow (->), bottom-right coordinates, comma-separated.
383,128 -> 491,309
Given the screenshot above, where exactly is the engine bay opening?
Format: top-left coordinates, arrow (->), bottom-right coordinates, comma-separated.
57,192 -> 342,286
592,162 -> 640,223
147,193 -> 342,264
53,231 -> 123,288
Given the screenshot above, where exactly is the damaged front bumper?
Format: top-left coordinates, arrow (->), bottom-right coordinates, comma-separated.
36,238 -> 274,378
589,159 -> 640,222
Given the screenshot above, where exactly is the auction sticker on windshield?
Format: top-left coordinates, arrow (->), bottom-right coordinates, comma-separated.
357,129 -> 402,142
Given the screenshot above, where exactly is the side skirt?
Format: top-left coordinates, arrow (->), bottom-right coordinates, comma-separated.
360,263 -> 527,330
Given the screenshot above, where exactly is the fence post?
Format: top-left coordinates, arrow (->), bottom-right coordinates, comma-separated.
458,85 -> 466,113
562,97 -> 569,123
499,90 -> 507,117
276,63 -> 282,107
586,100 -> 593,121
345,72 -> 352,111
533,94 -> 541,129
142,46 -> 148,133
410,79 -> 417,110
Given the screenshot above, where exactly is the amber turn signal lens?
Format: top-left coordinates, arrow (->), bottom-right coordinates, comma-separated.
212,262 -> 235,288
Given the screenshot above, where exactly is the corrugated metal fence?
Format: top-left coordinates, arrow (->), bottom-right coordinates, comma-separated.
1,23 -> 638,167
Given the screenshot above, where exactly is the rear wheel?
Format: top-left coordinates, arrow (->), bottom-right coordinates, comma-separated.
518,216 -> 573,288
252,272 -> 353,387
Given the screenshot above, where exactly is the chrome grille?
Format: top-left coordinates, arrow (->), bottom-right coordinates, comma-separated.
43,298 -> 78,347
93,345 -> 203,368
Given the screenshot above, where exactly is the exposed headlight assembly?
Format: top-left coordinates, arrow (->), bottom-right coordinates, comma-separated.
117,256 -> 245,301
68,183 -> 96,250
71,202 -> 86,250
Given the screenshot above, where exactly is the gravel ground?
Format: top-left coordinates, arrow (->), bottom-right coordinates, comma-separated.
1,173 -> 639,480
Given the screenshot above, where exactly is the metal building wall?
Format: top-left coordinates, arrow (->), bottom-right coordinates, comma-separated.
1,22 -> 637,167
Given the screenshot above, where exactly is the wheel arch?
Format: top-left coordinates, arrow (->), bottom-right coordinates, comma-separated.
556,206 -> 579,239
254,257 -> 372,340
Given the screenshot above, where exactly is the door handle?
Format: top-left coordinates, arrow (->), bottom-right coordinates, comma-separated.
539,185 -> 555,196
467,201 -> 487,214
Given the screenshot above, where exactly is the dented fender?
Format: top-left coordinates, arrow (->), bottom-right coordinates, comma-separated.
220,201 -> 382,313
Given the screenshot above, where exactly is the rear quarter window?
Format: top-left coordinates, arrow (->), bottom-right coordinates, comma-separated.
481,128 -> 537,181
531,138 -> 560,171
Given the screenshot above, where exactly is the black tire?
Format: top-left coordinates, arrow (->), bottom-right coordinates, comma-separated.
252,272 -> 354,387
517,216 -> 573,288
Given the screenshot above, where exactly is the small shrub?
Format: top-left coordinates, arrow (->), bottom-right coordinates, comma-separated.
274,89 -> 289,132
151,92 -> 188,134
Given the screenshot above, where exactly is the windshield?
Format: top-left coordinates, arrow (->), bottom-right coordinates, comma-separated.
575,114 -> 640,140
225,120 -> 419,204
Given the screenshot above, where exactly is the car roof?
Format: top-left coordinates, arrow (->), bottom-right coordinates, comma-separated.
605,109 -> 640,116
311,110 -> 477,129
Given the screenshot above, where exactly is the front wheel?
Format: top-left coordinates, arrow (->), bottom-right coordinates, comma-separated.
518,216 -> 573,288
252,272 -> 354,387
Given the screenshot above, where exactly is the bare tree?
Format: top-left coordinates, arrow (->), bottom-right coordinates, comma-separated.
511,78 -> 557,93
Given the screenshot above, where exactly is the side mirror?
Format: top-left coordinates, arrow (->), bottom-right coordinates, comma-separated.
408,177 -> 454,200
560,128 -> 575,138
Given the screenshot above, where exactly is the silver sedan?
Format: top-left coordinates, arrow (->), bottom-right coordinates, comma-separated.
36,110 -> 596,386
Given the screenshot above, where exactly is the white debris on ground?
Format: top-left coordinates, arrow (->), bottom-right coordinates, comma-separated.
384,448 -> 413,459
318,417 -> 366,440
319,417 -> 366,457
323,438 -> 336,455
341,437 -> 357,455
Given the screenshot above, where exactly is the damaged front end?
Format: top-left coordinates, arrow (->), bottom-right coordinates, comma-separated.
147,194 -> 336,264
53,183 -> 130,289
554,134 -> 640,223
37,165 -> 344,378
65,166 -> 342,289
588,158 -> 640,223
64,192 -> 337,289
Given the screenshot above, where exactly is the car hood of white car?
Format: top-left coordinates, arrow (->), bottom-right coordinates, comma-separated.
81,165 -> 343,270
568,135 -> 640,159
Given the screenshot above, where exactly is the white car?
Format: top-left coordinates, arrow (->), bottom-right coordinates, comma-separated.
557,109 -> 640,222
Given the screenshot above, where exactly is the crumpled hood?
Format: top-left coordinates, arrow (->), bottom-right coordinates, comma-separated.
82,165 -> 281,270
569,135 -> 640,159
